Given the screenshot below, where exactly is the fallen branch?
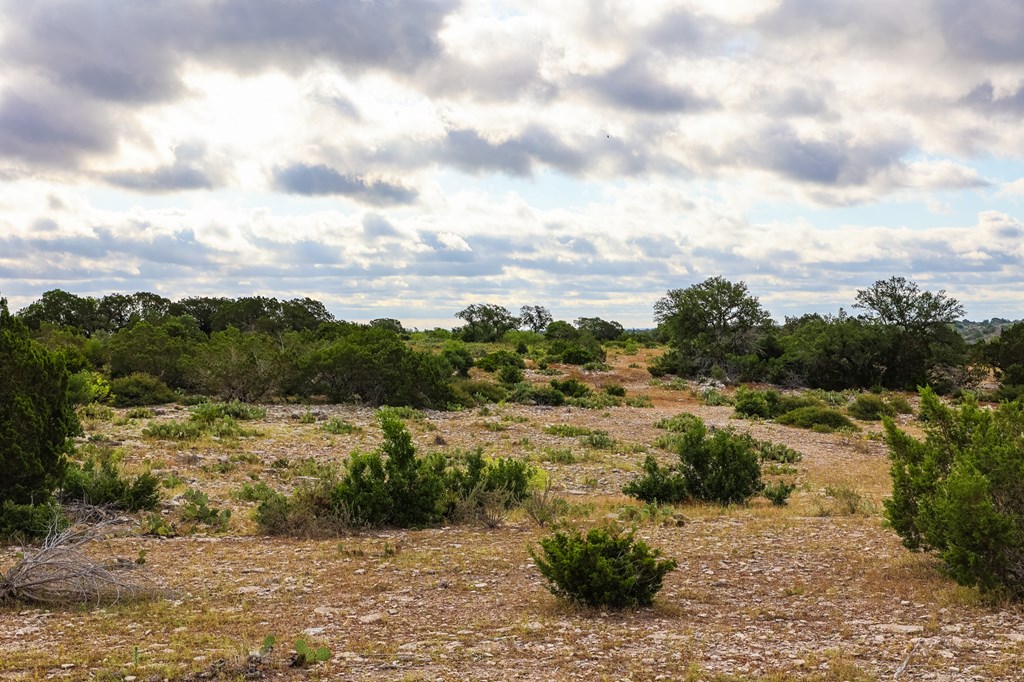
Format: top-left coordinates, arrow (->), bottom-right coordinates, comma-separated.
893,638 -> 922,680
0,519 -> 165,606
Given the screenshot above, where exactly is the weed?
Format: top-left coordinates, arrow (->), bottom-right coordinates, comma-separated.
322,417 -> 360,435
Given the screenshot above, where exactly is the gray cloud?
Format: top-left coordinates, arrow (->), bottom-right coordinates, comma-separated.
960,80 -> 1024,114
273,164 -> 418,205
2,0 -> 458,104
0,91 -> 119,164
726,123 -> 909,186
440,127 -> 587,176
581,57 -> 717,113
937,0 -> 1024,63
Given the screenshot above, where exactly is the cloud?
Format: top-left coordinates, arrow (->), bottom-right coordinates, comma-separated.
0,90 -> 119,165
2,0 -> 459,103
581,57 -> 717,113
273,164 -> 418,206
936,0 -> 1024,63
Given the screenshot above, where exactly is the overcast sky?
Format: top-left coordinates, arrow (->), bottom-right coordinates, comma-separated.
1,0 -> 1023,327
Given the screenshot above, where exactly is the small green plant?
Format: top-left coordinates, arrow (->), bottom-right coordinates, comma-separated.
292,638 -> 331,666
654,413 -> 702,432
233,481 -> 277,502
624,395 -> 653,407
140,512 -> 175,537
603,383 -> 626,397
762,480 -> 796,506
298,409 -> 317,424
109,372 -> 177,407
78,402 -> 116,421
580,431 -> 615,449
181,488 -> 231,532
755,440 -> 803,464
886,394 -> 914,415
322,417 -> 360,435
540,447 -> 576,464
531,526 -> 677,608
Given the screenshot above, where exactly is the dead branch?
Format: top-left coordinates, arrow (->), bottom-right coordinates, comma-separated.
0,519 -> 166,606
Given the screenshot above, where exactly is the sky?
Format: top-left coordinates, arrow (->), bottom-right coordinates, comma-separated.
1,0 -> 1024,328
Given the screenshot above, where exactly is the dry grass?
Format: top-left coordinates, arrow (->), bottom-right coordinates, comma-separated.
2,353 -> 1023,681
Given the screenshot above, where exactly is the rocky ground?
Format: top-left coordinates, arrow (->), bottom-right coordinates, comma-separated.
2,351 -> 1022,681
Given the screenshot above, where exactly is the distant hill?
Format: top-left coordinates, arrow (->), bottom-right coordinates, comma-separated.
955,318 -> 1021,343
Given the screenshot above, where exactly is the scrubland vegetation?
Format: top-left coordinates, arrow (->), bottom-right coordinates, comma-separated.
2,278 -> 1024,681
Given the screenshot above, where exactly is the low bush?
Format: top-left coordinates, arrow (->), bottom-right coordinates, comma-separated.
755,440 -> 803,464
189,400 -> 266,422
622,455 -> 687,503
566,393 -> 622,409
776,406 -> 855,432
450,379 -> 508,406
544,424 -> 592,437
475,350 -> 525,372
60,451 -> 159,511
108,373 -> 177,407
603,384 -> 626,397
506,382 -> 565,406
550,378 -> 592,398
762,480 -> 796,506
531,526 -> 677,608
626,416 -> 762,505
654,413 -> 702,433
846,393 -> 896,421
497,365 -> 525,386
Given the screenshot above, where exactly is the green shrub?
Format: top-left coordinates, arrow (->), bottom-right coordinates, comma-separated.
67,370 -> 111,406
450,379 -> 508,406
60,452 -> 160,511
622,455 -> 687,503
550,378 -> 592,398
475,350 -> 525,372
125,407 -> 156,419
887,394 -> 914,415
580,431 -> 615,449
0,501 -> 66,542
698,388 -> 733,406
603,383 -> 626,397
776,406 -> 855,432
531,526 -> 677,608
654,413 -> 702,433
847,393 -> 896,421
885,389 -> 1024,597
625,395 -> 654,408
762,480 -> 796,506
733,386 -> 779,418
189,400 -> 266,422
109,372 -> 177,407
626,416 -> 762,505
540,447 -> 576,464
497,364 -> 525,386
233,481 -> 277,503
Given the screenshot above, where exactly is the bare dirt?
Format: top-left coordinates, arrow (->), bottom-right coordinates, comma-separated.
2,350 -> 1022,681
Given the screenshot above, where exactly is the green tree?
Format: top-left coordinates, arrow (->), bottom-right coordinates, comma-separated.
854,276 -> 967,389
17,289 -> 101,336
1,298 -> 80,504
454,304 -> 520,342
575,317 -> 624,342
653,277 -> 772,379
519,305 -> 552,333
